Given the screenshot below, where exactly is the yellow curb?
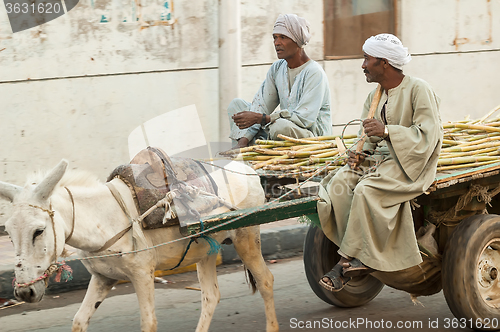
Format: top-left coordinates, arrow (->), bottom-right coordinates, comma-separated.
155,252 -> 222,277
117,253 -> 222,284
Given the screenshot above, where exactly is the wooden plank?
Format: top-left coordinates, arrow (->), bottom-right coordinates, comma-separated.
181,196 -> 320,236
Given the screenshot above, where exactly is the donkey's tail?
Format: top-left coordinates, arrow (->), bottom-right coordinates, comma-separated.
244,266 -> 257,294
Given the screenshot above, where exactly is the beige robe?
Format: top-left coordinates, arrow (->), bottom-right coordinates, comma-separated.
317,76 -> 442,272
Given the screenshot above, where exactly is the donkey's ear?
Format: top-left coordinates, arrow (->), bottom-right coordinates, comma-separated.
34,160 -> 69,201
0,181 -> 22,202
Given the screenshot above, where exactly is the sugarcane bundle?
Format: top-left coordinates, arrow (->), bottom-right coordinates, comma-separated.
220,104 -> 500,177
439,104 -> 500,171
219,134 -> 358,178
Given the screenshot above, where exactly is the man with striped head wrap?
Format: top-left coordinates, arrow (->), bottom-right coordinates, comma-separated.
227,14 -> 332,148
317,33 -> 443,293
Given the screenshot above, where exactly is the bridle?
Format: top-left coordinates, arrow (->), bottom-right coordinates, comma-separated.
13,187 -> 75,288
14,185 -> 133,288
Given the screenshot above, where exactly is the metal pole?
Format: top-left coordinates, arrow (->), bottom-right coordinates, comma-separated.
218,0 -> 241,142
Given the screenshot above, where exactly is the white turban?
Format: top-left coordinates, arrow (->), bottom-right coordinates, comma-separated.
272,14 -> 311,48
362,33 -> 411,70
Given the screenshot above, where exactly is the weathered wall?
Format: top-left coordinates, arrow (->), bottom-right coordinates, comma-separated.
0,0 -> 323,224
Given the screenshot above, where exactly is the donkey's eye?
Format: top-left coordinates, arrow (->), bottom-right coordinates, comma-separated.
33,229 -> 44,240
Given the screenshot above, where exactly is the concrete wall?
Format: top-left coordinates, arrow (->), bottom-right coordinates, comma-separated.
0,0 -> 499,224
0,0 -> 323,224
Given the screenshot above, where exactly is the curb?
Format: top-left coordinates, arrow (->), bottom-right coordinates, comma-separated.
221,224 -> 309,264
0,224 -> 309,299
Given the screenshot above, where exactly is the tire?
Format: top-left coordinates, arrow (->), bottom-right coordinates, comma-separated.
303,224 -> 384,307
442,214 -> 500,331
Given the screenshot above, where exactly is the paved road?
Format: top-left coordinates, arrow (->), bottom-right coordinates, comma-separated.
0,256 -> 469,332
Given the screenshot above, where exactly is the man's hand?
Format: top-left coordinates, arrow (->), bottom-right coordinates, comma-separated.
363,118 -> 385,137
232,111 -> 261,129
347,151 -> 365,170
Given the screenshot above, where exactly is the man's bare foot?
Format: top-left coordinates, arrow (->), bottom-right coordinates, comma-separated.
339,256 -> 353,268
235,137 -> 250,149
219,137 -> 251,156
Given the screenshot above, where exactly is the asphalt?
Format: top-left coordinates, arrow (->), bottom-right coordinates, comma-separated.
0,219 -> 309,299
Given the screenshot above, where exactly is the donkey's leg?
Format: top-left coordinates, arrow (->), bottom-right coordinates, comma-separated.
233,227 -> 279,332
195,253 -> 221,332
129,268 -> 158,332
72,274 -> 118,332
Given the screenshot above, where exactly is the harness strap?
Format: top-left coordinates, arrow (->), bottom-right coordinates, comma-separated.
148,146 -> 178,186
106,182 -> 135,223
193,160 -> 219,196
93,225 -> 133,253
91,182 -> 135,253
63,187 -> 76,242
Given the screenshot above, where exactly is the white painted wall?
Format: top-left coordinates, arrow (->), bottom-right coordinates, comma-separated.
0,0 -> 323,224
0,0 -> 499,225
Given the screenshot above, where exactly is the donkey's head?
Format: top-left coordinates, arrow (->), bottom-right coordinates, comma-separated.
0,160 -> 68,302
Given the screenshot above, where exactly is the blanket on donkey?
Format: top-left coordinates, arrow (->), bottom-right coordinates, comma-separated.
107,156 -> 218,230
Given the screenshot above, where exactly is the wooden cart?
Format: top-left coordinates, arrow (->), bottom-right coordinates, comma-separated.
181,162 -> 500,331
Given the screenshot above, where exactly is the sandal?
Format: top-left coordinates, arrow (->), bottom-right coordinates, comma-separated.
342,258 -> 375,278
319,264 -> 351,292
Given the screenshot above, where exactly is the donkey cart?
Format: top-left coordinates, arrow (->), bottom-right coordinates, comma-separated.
181,162 -> 500,331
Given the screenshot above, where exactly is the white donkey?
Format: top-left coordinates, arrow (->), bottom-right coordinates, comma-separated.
0,160 -> 278,332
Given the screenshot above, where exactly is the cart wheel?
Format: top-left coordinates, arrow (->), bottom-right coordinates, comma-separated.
303,224 -> 384,307
442,214 -> 500,331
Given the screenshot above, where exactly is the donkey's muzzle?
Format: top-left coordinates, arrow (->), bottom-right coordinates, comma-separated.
14,282 -> 45,303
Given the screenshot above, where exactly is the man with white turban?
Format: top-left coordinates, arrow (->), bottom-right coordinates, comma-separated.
227,14 -> 332,148
317,33 -> 442,292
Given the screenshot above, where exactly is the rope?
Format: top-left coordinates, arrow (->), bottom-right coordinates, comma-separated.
167,219 -> 221,270
169,238 -> 196,270
429,183 -> 500,226
14,262 -> 73,288
63,187 -> 76,242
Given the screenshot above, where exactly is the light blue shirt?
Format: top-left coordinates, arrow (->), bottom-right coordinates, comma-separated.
245,59 -> 332,139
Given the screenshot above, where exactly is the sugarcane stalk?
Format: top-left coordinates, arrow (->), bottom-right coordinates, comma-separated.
441,136 -> 500,150
477,104 -> 500,123
441,141 -> 500,153
310,150 -> 340,160
293,134 -> 358,141
254,140 -> 296,147
439,147 -> 499,159
442,139 -> 462,146
253,148 -> 290,156
448,124 -> 500,133
242,155 -> 275,161
438,156 -> 500,166
437,160 -> 500,171
291,142 -> 335,151
253,155 -> 291,169
465,132 -> 500,141
286,148 -> 337,158
276,134 -> 326,144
